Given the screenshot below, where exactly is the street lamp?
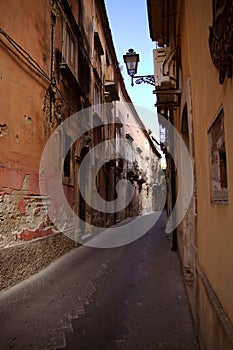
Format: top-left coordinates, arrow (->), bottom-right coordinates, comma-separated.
123,49 -> 155,87
123,48 -> 139,78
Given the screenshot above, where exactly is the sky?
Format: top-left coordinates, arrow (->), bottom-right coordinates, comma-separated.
104,0 -> 160,139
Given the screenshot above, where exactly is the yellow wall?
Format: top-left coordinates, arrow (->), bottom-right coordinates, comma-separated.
180,0 -> 233,323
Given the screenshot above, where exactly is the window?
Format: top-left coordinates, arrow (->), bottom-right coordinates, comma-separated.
126,133 -> 134,166
63,134 -> 73,184
105,51 -> 110,80
65,26 -> 77,75
94,86 -> 99,113
208,108 -> 228,203
94,31 -> 104,78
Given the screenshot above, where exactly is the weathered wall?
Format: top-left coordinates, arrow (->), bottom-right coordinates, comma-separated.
0,0 -> 160,291
0,173 -> 53,248
0,0 -> 54,248
179,0 -> 233,347
0,0 -> 93,248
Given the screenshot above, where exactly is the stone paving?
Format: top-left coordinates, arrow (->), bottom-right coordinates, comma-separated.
0,212 -> 199,349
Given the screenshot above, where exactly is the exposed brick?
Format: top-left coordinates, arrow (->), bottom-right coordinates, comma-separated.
19,227 -> 53,241
0,187 -> 54,248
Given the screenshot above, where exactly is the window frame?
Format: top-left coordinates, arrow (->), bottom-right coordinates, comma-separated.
63,23 -> 78,77
62,132 -> 74,186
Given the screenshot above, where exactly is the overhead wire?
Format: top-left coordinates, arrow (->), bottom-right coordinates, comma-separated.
0,28 -> 51,82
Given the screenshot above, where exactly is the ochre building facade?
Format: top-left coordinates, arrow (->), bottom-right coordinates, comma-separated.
147,0 -> 233,349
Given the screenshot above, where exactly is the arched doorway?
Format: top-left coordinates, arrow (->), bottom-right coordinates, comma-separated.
180,103 -> 195,280
74,134 -> 91,239
79,147 -> 89,228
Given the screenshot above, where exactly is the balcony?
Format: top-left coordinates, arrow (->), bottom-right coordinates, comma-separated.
153,47 -> 181,108
104,81 -> 119,101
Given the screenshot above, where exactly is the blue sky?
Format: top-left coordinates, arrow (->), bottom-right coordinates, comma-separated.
105,0 -> 159,137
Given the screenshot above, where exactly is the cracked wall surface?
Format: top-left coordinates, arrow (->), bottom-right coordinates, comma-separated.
0,170 -> 54,249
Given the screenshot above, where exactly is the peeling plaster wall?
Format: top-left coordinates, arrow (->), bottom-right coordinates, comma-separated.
0,0 -> 55,249
0,170 -> 54,248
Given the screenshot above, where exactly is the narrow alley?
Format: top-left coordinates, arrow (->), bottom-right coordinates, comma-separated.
0,212 -> 198,350
2,1 -> 233,348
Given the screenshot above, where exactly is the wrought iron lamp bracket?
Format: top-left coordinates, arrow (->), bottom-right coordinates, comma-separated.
131,75 -> 155,86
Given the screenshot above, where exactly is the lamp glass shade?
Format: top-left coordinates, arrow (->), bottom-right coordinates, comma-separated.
123,49 -> 140,77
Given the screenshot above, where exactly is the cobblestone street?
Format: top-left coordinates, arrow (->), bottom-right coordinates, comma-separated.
0,212 -> 199,349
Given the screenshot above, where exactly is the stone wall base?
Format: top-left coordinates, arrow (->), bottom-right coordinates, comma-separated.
197,264 -> 233,350
0,233 -> 78,290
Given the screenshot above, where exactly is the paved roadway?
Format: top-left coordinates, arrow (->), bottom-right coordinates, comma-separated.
0,212 -> 199,349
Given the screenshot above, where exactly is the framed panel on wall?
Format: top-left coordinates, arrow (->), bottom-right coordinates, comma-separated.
208,108 -> 228,204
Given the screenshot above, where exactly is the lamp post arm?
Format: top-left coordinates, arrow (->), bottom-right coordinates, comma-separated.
131,75 -> 155,86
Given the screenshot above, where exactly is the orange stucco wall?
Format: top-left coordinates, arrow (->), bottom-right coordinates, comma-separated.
0,0 -> 53,245
0,0 -> 50,171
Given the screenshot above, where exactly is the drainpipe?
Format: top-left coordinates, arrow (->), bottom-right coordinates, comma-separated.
169,107 -> 177,251
50,1 -> 57,124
